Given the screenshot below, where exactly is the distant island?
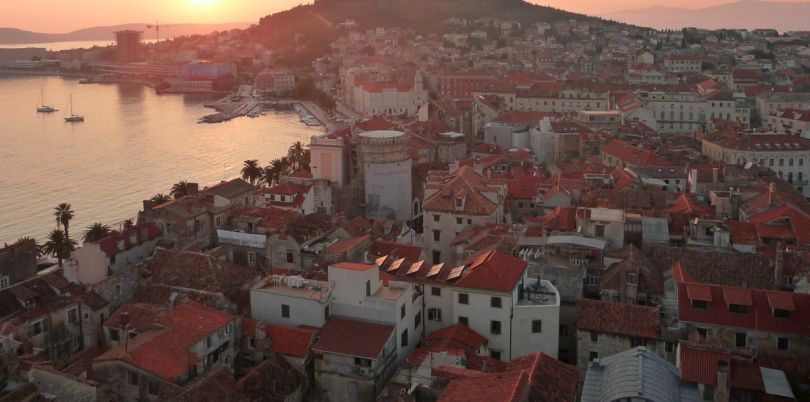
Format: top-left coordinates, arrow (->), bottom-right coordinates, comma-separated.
0,22 -> 251,45
602,0 -> 810,31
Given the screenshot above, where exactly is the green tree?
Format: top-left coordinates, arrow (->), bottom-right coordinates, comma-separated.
241,159 -> 264,186
170,181 -> 192,199
287,142 -> 306,171
150,193 -> 171,204
54,203 -> 75,240
83,223 -> 113,243
40,229 -> 76,267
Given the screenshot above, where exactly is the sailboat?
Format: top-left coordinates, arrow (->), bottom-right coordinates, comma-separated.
64,93 -> 84,123
36,85 -> 57,113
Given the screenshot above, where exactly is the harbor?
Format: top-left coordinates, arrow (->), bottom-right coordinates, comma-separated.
199,89 -> 339,131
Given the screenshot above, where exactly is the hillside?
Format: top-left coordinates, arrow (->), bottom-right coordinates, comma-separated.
251,0 -> 617,50
0,23 -> 250,45
603,0 -> 810,31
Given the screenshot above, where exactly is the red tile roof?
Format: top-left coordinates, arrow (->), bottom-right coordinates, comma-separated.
312,317 -> 393,359
601,140 -> 671,167
426,323 -> 487,350
674,262 -> 810,336
438,370 -> 528,402
576,298 -> 660,339
508,353 -> 578,402
455,250 -> 526,292
94,301 -> 235,380
264,324 -> 317,358
326,235 -> 370,254
369,240 -> 423,261
423,166 -> 505,216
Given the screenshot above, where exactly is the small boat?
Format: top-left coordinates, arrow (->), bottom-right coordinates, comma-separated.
64,93 -> 84,123
36,86 -> 57,113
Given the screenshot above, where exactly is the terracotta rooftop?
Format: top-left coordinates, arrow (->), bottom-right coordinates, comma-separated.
312,317 -> 394,359
576,298 -> 660,339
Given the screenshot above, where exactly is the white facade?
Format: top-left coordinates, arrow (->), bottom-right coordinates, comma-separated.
423,276 -> 559,361
359,131 -> 413,221
310,134 -> 346,185
250,276 -> 333,328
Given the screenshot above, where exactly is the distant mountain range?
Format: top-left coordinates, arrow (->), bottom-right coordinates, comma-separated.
602,0 -> 810,31
0,23 -> 251,45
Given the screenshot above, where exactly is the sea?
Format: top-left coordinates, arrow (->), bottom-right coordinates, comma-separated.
0,73 -> 324,244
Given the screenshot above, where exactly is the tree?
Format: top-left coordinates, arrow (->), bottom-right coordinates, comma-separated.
123,219 -> 134,231
150,193 -> 171,204
170,181 -> 192,199
40,229 -> 76,267
54,203 -> 75,240
83,223 -> 113,243
241,159 -> 263,186
287,142 -> 306,171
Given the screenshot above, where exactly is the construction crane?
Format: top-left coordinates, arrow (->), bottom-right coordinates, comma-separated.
146,21 -> 170,42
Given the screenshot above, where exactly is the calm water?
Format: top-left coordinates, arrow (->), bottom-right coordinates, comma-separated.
1,40 -> 155,51
0,75 -> 323,243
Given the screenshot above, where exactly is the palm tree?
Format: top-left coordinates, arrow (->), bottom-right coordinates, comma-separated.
170,180 -> 191,199
264,159 -> 284,186
241,159 -> 263,186
83,223 -> 113,243
123,219 -> 134,231
287,141 -> 306,171
16,236 -> 41,258
54,203 -> 75,239
40,229 -> 76,267
150,193 -> 171,204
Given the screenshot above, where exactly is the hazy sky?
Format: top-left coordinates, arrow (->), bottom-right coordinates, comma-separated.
1,0 -> 808,33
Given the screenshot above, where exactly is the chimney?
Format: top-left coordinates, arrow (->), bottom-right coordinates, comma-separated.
187,182 -> 199,195
775,242 -> 784,287
768,182 -> 776,206
712,167 -> 719,184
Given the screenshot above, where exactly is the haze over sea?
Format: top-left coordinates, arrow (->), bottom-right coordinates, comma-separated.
0,74 -> 323,244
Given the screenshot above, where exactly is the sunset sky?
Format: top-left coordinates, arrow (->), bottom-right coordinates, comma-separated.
1,0 -> 807,33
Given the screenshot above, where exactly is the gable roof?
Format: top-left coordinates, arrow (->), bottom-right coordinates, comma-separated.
423,165 -> 505,216
438,370 -> 528,402
508,353 -> 578,402
601,140 -> 670,167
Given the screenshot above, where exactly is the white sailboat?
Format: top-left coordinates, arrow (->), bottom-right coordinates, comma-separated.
36,85 -> 57,113
64,93 -> 84,123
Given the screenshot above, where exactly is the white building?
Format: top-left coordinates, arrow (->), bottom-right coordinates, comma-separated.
663,55 -> 703,72
376,250 -> 560,361
755,92 -> 810,123
422,165 -> 507,265
352,72 -> 428,117
358,130 -> 413,221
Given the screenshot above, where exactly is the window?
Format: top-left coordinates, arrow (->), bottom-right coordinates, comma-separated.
128,371 -> 138,386
735,332 -> 747,348
458,316 -> 468,326
433,214 -> 440,222
590,331 -> 598,342
696,327 -> 708,340
729,304 -> 748,314
428,308 -> 442,321
67,307 -> 78,324
431,287 -> 441,296
631,338 -> 648,347
247,251 -> 256,264
401,329 -> 408,347
206,335 -> 213,348
456,217 -> 462,224
148,381 -> 158,395
400,305 -> 406,319
286,252 -> 294,263
458,293 -> 469,305
490,350 -> 502,360
433,230 -> 440,242
109,328 -> 119,341
490,320 -> 502,335
774,308 -> 791,319
490,297 -> 502,308
0,276 -> 9,289
665,341 -> 675,353
589,351 -> 599,361
559,325 -> 568,336
324,306 -> 330,321
532,320 -> 542,333
467,219 -> 472,225
30,320 -> 43,336
594,225 -> 605,237
281,304 -> 290,318
225,322 -> 233,335
414,312 -> 422,328
366,280 -> 371,297
777,337 -> 789,351
691,299 -> 708,309
432,250 -> 441,264
354,357 -> 371,367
